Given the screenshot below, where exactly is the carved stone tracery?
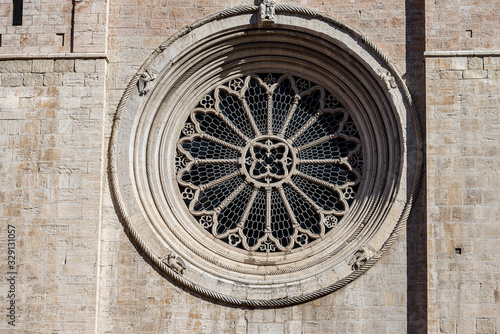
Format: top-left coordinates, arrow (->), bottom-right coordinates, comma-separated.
176,74 -> 362,252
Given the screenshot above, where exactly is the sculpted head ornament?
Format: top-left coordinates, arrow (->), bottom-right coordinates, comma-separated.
259,0 -> 276,22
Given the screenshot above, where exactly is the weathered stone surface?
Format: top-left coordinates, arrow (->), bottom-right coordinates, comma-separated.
463,69 -> 488,79
23,73 -> 44,86
0,1 -> 498,333
32,59 -> 54,73
2,73 -> 24,86
476,318 -> 496,334
427,54 -> 500,334
54,59 -> 75,73
43,73 -> 63,86
0,60 -> 32,73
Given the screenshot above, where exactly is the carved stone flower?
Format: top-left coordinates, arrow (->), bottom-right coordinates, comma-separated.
247,140 -> 291,184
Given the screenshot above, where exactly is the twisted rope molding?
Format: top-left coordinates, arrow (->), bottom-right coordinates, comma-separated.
108,5 -> 424,308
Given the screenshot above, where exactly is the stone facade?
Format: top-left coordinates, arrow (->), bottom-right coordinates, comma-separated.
0,1 -> 497,334
426,55 -> 500,334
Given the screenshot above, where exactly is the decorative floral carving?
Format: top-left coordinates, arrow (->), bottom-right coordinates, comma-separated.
349,150 -> 363,174
296,78 -> 311,92
176,74 -> 362,252
324,215 -> 338,228
324,94 -> 339,108
181,188 -> 194,200
343,187 -> 356,200
200,95 -> 214,109
295,234 -> 308,246
263,73 -> 276,85
259,240 -> 276,252
246,139 -> 292,184
182,123 -> 195,136
175,152 -> 187,173
199,215 -> 213,228
228,78 -> 244,91
228,234 -> 242,246
343,121 -> 357,136
378,69 -> 397,89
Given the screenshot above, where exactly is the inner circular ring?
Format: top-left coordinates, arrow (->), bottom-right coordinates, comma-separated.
240,135 -> 297,188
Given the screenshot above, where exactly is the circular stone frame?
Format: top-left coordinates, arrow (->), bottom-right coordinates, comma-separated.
109,5 -> 423,307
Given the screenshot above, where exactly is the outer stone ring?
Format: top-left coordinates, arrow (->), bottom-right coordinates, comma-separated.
109,6 -> 423,307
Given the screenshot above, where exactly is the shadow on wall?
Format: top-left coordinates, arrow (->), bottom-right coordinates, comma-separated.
405,0 -> 427,333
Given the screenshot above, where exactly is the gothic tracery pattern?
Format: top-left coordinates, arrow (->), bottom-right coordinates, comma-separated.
176,74 -> 363,252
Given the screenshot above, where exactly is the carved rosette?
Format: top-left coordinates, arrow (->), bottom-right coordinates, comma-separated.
176,74 -> 362,252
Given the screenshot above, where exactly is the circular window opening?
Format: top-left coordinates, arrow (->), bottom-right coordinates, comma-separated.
110,6 -> 422,307
176,73 -> 362,253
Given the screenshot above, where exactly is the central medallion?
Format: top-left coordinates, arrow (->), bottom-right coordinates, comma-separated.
242,136 -> 296,187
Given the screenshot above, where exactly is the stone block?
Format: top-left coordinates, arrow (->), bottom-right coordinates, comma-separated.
75,59 -> 96,73
0,60 -> 32,73
62,73 -> 85,86
487,70 -> 500,78
440,70 -> 463,79
259,323 -> 284,334
440,318 -> 457,333
451,57 -> 468,70
285,321 -> 302,334
476,318 -> 495,334
43,73 -> 63,86
467,57 -> 484,70
32,59 -> 54,73
54,59 -> 75,73
484,57 -> 500,70
0,97 -> 19,108
463,70 -> 488,79
2,73 -> 24,86
23,73 -> 44,86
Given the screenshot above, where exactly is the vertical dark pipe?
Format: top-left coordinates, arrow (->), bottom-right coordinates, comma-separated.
70,0 -> 76,52
405,0 -> 427,333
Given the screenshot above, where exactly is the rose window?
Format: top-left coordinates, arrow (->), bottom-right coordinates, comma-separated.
176,74 -> 363,252
111,9 -> 422,306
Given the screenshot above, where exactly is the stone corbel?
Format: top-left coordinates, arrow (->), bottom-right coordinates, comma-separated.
138,68 -> 157,96
161,251 -> 187,275
348,246 -> 374,271
259,0 -> 276,22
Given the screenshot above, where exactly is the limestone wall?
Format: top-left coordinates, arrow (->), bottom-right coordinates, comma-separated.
0,0 -> 107,54
1,0 -> 498,333
0,58 -> 107,332
425,1 -> 500,332
426,0 -> 500,51
426,55 -> 500,334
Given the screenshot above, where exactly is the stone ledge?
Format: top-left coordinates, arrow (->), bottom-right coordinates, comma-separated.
425,50 -> 500,57
0,53 -> 108,61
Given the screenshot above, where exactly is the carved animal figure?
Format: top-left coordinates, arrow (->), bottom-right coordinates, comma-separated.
162,251 -> 186,275
349,247 -> 372,271
137,68 -> 156,95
